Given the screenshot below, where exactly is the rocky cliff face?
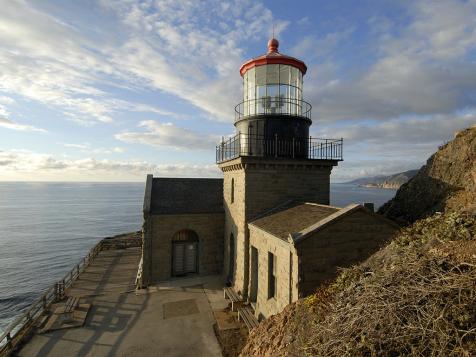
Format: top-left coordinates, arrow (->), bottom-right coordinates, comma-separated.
379,127 -> 476,223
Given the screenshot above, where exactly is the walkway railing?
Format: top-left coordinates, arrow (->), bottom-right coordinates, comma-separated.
235,97 -> 312,121
216,134 -> 343,163
0,233 -> 142,356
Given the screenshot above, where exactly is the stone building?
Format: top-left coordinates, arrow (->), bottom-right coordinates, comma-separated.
139,39 -> 398,320
141,177 -> 224,283
248,202 -> 397,319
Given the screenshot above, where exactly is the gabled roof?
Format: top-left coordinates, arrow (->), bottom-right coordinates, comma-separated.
249,202 -> 340,241
147,177 -> 223,215
249,202 -> 399,244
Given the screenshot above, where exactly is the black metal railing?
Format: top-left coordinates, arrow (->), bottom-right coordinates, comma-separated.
235,97 -> 312,121
216,134 -> 343,163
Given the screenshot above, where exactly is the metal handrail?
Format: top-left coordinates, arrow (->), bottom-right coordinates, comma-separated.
0,234 -> 142,355
235,97 -> 312,121
216,133 -> 343,163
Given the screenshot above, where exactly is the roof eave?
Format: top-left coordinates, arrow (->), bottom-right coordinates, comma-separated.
239,56 -> 307,77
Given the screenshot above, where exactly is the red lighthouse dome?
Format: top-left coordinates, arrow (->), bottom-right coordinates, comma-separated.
239,38 -> 307,77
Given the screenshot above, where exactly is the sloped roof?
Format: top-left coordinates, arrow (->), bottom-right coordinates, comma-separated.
249,202 -> 339,240
250,202 -> 399,244
150,177 -> 223,215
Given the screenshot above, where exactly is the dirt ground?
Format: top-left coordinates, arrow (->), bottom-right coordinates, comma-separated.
213,306 -> 249,357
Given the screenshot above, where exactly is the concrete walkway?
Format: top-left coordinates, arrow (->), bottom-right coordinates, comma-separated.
18,247 -> 226,357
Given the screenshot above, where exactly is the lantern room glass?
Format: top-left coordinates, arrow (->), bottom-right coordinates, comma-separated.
242,64 -> 303,117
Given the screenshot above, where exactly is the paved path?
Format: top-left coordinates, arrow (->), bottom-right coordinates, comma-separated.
18,247 -> 225,357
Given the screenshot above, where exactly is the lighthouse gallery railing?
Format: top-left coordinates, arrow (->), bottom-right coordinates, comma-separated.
216,134 -> 343,163
235,97 -> 312,122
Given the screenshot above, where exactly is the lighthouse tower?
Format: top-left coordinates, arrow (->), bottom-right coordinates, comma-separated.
217,39 -> 343,298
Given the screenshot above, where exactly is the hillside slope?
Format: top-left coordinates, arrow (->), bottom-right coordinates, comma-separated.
241,126 -> 476,357
379,127 -> 476,223
240,212 -> 476,356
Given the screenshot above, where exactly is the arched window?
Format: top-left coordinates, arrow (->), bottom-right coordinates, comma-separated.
231,178 -> 235,203
173,229 -> 198,242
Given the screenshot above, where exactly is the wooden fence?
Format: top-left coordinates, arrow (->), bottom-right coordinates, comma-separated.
0,234 -> 142,357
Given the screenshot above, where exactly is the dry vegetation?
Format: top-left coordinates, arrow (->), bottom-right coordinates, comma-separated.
241,212 -> 476,356
241,127 -> 476,356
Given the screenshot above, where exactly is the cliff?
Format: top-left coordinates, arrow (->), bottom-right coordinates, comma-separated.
240,211 -> 476,357
346,169 -> 418,189
379,127 -> 476,223
240,126 -> 476,357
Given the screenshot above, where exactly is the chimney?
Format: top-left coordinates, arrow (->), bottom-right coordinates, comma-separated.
363,202 -> 375,212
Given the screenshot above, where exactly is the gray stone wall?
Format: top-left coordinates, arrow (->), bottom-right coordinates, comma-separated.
296,210 -> 397,296
249,226 -> 299,319
220,157 -> 336,298
223,169 -> 246,294
148,213 -> 224,281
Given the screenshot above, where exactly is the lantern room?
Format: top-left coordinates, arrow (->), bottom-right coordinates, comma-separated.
238,38 -> 308,119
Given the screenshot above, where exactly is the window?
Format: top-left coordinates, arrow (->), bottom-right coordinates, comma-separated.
279,64 -> 290,85
256,65 -> 266,86
231,178 -> 234,203
268,252 -> 277,299
266,64 -> 279,84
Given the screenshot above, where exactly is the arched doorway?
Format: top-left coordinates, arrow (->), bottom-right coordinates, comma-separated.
228,233 -> 235,283
172,229 -> 198,276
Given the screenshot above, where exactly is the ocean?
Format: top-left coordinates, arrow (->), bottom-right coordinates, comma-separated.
0,182 -> 396,334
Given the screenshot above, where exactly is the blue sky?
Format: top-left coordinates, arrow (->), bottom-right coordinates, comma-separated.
0,0 -> 475,182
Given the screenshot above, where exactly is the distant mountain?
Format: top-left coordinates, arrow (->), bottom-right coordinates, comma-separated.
345,170 -> 419,189
379,126 -> 476,223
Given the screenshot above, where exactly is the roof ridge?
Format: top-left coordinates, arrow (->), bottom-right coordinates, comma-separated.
250,199 -> 301,222
291,204 -> 361,243
302,202 -> 342,209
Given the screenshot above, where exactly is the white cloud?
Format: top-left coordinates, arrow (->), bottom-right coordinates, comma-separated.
62,142 -> 126,154
290,27 -> 355,60
0,149 -> 220,181
0,118 -> 47,133
322,112 -> 476,181
0,1 -> 182,126
0,0 -> 285,126
0,96 -> 15,105
115,120 -> 219,150
102,0 -> 282,121
63,143 -> 90,150
308,0 -> 476,122
318,113 -> 476,147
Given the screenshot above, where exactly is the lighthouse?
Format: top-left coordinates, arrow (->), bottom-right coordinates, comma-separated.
217,39 -> 343,298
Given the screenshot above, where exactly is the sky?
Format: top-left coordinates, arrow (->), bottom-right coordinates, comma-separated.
0,0 -> 475,182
